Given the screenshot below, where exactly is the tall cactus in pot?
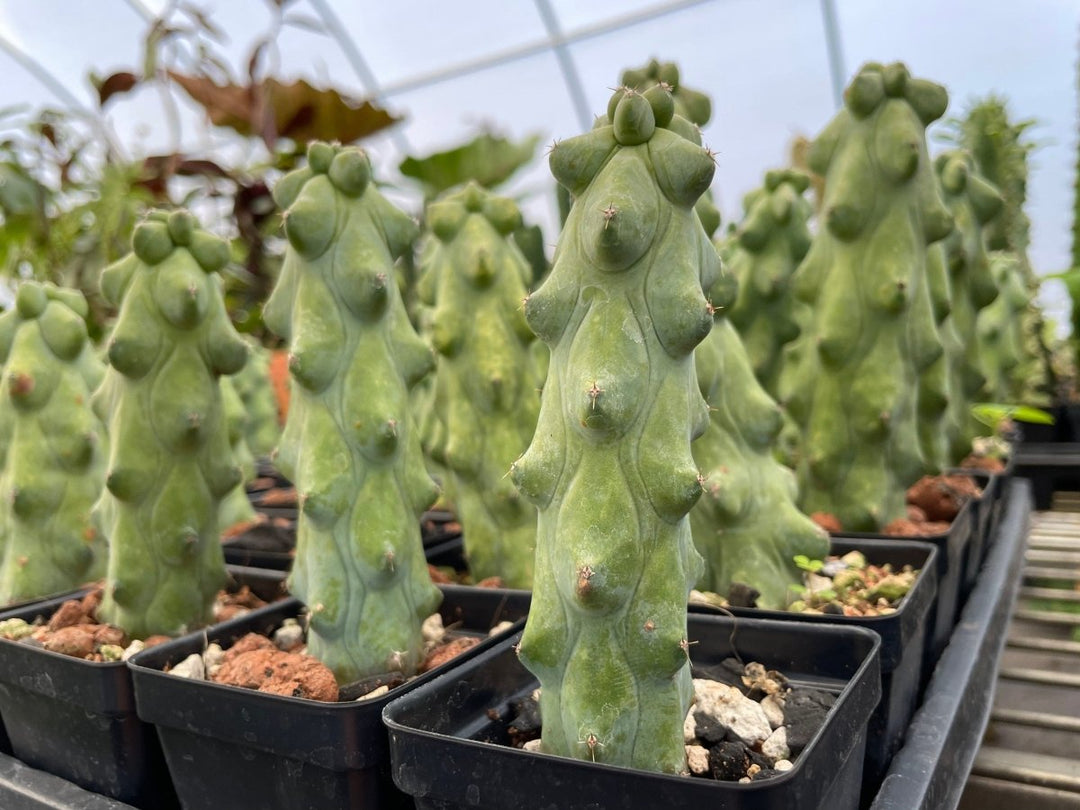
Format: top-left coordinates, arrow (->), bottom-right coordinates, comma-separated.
95,210 -> 248,637
512,83 -> 717,774
264,142 -> 441,683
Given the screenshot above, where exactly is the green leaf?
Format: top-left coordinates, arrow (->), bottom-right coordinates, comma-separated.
399,132 -> 541,196
971,402 -> 1055,427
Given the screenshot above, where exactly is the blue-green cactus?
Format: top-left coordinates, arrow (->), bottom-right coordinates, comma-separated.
264,142 -> 441,682
727,169 -> 814,397
95,210 -> 248,638
783,62 -> 953,531
512,83 -> 717,774
231,338 -> 281,460
417,182 -> 542,588
0,283 -> 107,604
218,375 -> 258,530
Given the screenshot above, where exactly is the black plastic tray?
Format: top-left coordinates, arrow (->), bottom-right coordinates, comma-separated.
1011,443 -> 1080,510
384,613 -> 882,810
128,585 -> 530,810
869,478 -> 1031,810
691,537 -> 937,802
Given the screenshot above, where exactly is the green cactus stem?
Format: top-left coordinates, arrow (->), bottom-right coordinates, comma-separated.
978,253 -> 1037,402
231,338 -> 281,459
691,271 -> 828,609
726,169 -> 814,396
218,375 -> 258,530
933,151 -> 1003,457
417,182 -> 542,587
94,210 -> 248,638
783,62 -> 953,531
512,84 -> 717,774
264,142 -> 440,683
0,283 -> 107,604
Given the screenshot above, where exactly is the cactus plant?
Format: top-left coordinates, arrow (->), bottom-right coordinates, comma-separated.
231,337 -> 281,459
264,142 -> 440,683
782,62 -> 953,531
726,169 -> 814,396
691,259 -> 828,609
218,375 -> 259,530
0,282 -> 107,604
417,182 -> 542,587
978,252 -> 1039,402
933,151 -> 1004,457
94,210 -> 248,638
512,83 -> 718,773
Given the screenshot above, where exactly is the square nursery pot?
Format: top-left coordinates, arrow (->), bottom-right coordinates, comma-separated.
0,749 -> 141,810
835,470 -> 983,678
383,613 -> 882,810
691,537 -> 938,804
127,584 -> 531,810
870,477 -> 1031,810
0,567 -> 287,810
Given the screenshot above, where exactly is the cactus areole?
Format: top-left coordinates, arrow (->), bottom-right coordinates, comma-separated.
784,62 -> 952,532
512,85 -> 718,774
418,182 -> 541,588
264,142 -> 441,683
96,210 -> 248,638
0,283 -> 107,605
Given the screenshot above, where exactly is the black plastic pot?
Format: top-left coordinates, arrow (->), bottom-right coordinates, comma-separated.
954,469 -> 991,602
870,477 -> 1031,809
128,584 -> 530,810
0,750 -> 139,810
836,489 -> 973,678
691,537 -> 937,803
221,520 -> 296,571
0,567 -> 286,809
384,613 -> 881,810
0,589 -> 178,810
1011,443 -> 1080,510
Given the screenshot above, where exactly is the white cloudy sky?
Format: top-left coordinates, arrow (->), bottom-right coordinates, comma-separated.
1,0 -> 1077,326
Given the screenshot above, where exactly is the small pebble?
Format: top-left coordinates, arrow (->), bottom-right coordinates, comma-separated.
686,679 -> 771,747
0,618 -> 33,640
422,614 -> 445,643
273,619 -> 304,651
488,621 -> 514,637
774,759 -> 793,772
685,744 -> 709,775
171,653 -> 206,680
522,739 -> 542,753
121,640 -> 146,661
99,644 -> 124,662
760,694 -> 785,729
355,684 -> 390,702
203,643 -> 225,676
762,726 -> 790,763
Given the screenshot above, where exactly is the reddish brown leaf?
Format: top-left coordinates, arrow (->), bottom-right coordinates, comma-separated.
167,71 -> 255,134
96,72 -> 139,108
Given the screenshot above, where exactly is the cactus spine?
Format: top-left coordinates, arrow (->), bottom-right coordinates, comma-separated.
726,169 -> 814,396
95,210 -> 248,637
784,63 -> 953,531
418,182 -> 541,587
264,142 -> 440,683
512,84 -> 717,773
0,283 -> 107,604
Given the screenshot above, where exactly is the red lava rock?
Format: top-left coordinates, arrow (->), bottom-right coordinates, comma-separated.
80,589 -> 103,617
47,599 -> 92,631
248,476 -> 276,492
906,504 -> 927,522
213,648 -> 339,702
906,475 -> 981,522
476,577 -> 504,589
222,515 -> 266,540
419,636 -> 481,673
428,565 -> 453,584
42,625 -> 96,658
260,487 -> 297,507
223,632 -> 278,664
882,518 -> 951,537
144,635 -> 174,649
93,624 -> 128,647
960,454 -> 1006,473
810,512 -> 842,533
